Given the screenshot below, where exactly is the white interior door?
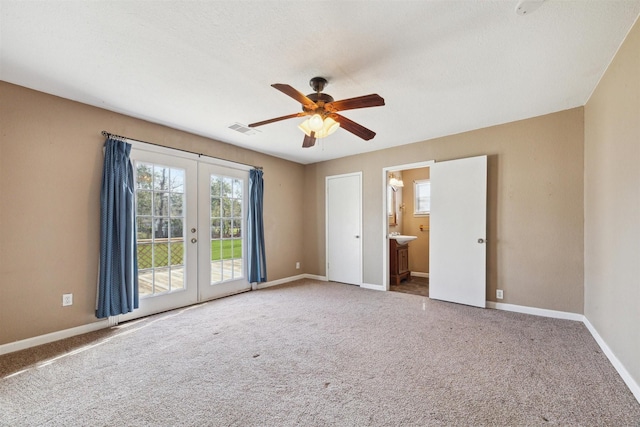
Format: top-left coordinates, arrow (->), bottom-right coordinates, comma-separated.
197,163 -> 250,301
327,173 -> 362,285
429,155 -> 487,308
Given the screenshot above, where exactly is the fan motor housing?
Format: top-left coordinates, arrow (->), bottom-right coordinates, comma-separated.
303,93 -> 334,112
309,76 -> 328,92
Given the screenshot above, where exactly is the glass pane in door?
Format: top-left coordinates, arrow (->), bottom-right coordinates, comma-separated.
135,162 -> 186,297
209,174 -> 244,284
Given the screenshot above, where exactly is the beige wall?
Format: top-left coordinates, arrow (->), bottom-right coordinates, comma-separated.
584,19 -> 640,389
0,82 -> 586,346
0,82 -> 305,345
304,108 -> 585,313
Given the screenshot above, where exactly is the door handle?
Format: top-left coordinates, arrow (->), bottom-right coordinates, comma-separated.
478,238 -> 486,244
355,235 -> 360,238
191,238 -> 198,243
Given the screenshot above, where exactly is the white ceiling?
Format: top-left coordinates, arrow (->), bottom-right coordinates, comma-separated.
2,1 -> 639,164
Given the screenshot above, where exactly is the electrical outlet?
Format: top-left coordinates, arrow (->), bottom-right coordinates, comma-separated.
496,289 -> 504,300
296,262 -> 300,269
62,293 -> 73,306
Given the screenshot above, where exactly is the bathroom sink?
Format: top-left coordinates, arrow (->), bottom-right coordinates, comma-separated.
389,235 -> 417,244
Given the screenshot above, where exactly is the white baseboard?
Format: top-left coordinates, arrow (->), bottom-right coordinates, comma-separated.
263,275 -> 380,290
583,317 -> 640,404
0,319 -> 111,356
360,282 -> 383,290
303,274 -> 328,282
486,301 -> 584,322
411,272 -> 429,278
488,301 -> 639,404
255,273 -> 328,289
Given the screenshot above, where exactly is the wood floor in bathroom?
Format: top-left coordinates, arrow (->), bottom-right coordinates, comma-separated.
389,275 -> 429,297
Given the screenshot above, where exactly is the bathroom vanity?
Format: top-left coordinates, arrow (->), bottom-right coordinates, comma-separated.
389,238 -> 411,285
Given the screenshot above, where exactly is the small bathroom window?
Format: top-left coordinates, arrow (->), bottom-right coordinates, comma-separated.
414,179 -> 430,216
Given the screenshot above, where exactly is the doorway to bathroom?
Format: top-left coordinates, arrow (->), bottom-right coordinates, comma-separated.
382,156 -> 488,308
384,161 -> 433,297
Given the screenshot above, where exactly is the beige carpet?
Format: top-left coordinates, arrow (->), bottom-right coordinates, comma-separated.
1,279 -> 639,426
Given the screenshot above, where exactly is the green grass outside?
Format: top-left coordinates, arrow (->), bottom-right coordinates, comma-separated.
138,239 -> 241,270
211,239 -> 242,261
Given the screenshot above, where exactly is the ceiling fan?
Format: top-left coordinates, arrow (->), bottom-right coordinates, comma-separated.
248,77 -> 385,148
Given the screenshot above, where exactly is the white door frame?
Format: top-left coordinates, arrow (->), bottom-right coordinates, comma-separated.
326,171 -> 363,285
381,161 -> 434,291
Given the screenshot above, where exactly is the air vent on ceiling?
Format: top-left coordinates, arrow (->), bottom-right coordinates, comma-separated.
229,123 -> 260,135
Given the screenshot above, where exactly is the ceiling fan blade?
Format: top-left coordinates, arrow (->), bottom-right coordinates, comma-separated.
325,94 -> 385,112
248,112 -> 306,128
302,132 -> 316,148
272,84 -> 318,110
331,114 -> 376,141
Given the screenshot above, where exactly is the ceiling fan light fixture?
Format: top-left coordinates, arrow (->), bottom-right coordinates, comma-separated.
308,113 -> 324,131
323,116 -> 340,136
298,116 -> 341,139
298,119 -> 313,137
251,77 -> 384,147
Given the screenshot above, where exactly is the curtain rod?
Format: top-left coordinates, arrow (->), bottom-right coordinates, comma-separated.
101,131 -> 263,170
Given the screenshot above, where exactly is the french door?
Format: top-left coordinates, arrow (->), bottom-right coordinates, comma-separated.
198,163 -> 250,300
119,146 -> 249,322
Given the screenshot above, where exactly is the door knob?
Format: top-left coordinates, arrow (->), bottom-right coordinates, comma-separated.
355,235 -> 360,238
191,228 -> 197,233
478,238 -> 486,244
191,238 -> 197,243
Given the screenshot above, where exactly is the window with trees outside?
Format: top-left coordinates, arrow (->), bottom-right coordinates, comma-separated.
209,175 -> 243,284
135,163 -> 186,297
414,179 -> 431,216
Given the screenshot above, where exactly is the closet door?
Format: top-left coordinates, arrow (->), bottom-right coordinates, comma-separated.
326,172 -> 363,285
